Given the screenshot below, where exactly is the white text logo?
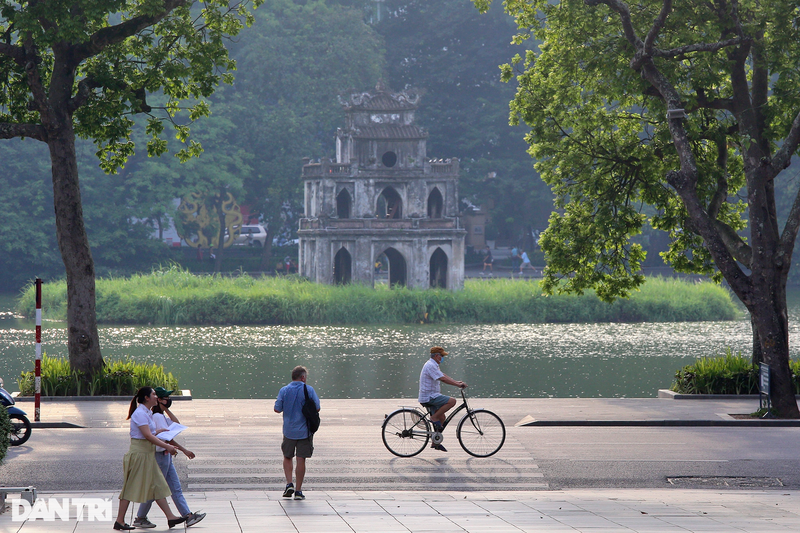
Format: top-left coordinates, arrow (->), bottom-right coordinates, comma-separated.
11,498 -> 112,522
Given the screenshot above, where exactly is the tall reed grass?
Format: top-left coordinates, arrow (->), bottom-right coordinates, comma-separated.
671,348 -> 800,394
16,353 -> 180,397
16,265 -> 739,325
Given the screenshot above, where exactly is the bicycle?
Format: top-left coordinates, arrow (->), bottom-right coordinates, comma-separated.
381,389 -> 505,458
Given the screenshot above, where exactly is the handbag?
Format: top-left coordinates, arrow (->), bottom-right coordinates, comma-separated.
302,384 -> 320,434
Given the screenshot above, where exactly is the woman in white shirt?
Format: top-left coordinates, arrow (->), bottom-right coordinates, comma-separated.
113,387 -> 188,531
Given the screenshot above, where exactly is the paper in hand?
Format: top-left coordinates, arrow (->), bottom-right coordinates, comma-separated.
156,423 -> 187,442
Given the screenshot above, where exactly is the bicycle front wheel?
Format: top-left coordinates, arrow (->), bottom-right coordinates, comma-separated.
457,409 -> 505,457
382,409 -> 430,457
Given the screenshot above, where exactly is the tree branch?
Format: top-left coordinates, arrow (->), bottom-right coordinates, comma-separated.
0,122 -> 47,141
71,0 -> 190,66
0,42 -> 26,65
652,37 -> 749,59
584,0 -> 642,49
771,109 -> 800,175
643,0 -> 672,58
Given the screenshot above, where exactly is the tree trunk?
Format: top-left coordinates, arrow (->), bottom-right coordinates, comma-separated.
746,261 -> 798,417
751,314 -> 763,366
215,205 -> 225,274
48,124 -> 104,375
259,225 -> 275,272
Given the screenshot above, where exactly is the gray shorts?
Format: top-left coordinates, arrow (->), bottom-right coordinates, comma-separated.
282,435 -> 314,459
423,394 -> 451,412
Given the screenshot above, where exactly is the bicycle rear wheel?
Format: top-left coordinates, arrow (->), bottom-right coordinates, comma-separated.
456,409 -> 505,457
382,409 -> 430,457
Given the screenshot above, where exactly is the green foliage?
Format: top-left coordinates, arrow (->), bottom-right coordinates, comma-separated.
17,354 -> 180,397
671,349 -> 800,395
0,404 -> 10,463
489,0 -> 798,300
18,267 -> 738,325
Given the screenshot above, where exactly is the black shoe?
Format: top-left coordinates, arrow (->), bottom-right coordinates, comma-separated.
168,516 -> 188,529
283,483 -> 295,498
113,523 -> 135,531
432,443 -> 448,452
432,421 -> 443,432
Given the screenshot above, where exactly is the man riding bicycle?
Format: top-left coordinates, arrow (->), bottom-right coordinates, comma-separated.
418,346 -> 467,452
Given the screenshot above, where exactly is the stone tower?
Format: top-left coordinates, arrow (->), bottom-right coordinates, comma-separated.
298,83 -> 466,289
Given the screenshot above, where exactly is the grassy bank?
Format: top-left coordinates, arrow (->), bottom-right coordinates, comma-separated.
671,349 -> 800,395
16,267 -> 739,325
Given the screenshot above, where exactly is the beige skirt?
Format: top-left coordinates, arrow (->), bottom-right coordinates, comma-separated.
119,438 -> 171,502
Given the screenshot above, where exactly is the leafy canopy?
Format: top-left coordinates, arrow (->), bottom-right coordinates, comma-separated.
0,0 -> 261,170
473,0 -> 800,301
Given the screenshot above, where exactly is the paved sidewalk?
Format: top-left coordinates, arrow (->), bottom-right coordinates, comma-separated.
13,395 -> 778,429
2,488 -> 799,532
4,397 -> 800,531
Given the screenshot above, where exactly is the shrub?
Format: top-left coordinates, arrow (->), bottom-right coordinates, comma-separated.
0,406 -> 10,463
671,348 -> 800,394
17,353 -> 180,397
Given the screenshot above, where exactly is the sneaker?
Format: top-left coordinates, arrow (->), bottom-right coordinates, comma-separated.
293,491 -> 305,500
432,443 -> 448,452
282,483 -> 295,498
186,512 -> 206,527
431,421 -> 443,433
133,517 -> 157,529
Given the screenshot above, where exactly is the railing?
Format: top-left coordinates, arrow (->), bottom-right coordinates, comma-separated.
299,217 -> 459,231
302,160 -> 355,177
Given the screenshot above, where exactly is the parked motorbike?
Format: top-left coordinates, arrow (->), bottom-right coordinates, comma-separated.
1,377 -> 31,446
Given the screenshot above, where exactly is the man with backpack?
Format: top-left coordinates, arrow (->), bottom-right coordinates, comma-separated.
274,365 -> 320,500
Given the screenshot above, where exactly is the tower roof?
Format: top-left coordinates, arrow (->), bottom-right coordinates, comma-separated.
340,82 -> 420,112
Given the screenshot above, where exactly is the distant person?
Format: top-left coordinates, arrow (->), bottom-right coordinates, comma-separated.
519,250 -> 534,275
374,260 -> 382,274
114,387 -> 187,531
275,366 -> 320,500
482,247 -> 494,276
511,247 -> 521,272
134,387 -> 205,528
418,347 -> 467,452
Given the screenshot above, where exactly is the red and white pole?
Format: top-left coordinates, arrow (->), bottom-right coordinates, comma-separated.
35,278 -> 42,422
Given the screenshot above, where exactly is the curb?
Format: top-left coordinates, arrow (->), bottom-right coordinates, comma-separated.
11,389 -> 192,402
517,419 -> 800,427
658,389 -> 800,400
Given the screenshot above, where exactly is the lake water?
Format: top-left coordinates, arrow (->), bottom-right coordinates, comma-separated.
2,290 -> 800,399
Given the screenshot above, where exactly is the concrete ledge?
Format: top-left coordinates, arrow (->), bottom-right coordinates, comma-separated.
517,417 -> 800,427
11,389 -> 192,402
30,422 -> 84,429
658,389 -> 800,400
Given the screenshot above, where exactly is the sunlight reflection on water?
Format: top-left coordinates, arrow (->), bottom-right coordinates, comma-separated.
1,292 -> 799,399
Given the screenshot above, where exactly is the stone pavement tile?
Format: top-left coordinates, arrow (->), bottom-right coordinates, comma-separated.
378,501 -> 441,516
339,514 -> 410,532
520,500 -> 585,512
657,515 -> 745,531
281,501 -> 338,516
472,500 -> 533,513
330,499 -> 393,515
548,512 -> 620,529
288,516 -> 355,532
232,500 -> 291,516
425,500 -> 494,515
